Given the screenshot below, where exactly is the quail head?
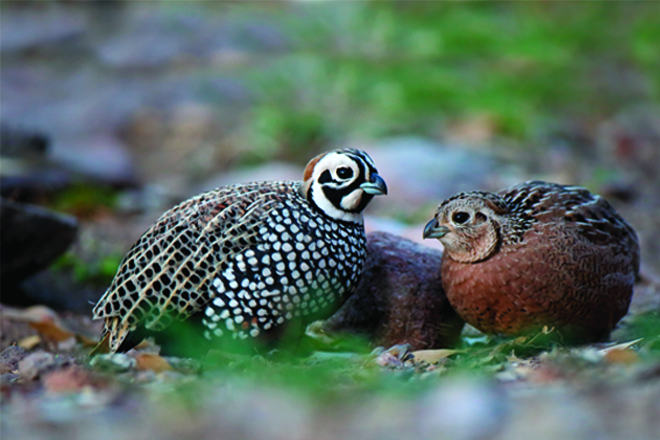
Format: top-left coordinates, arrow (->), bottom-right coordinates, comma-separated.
423,180 -> 640,343
92,149 -> 387,355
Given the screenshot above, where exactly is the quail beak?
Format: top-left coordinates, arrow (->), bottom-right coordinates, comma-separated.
360,174 -> 388,195
423,218 -> 450,240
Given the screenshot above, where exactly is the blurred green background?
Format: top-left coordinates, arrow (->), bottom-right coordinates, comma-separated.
2,1 -> 658,171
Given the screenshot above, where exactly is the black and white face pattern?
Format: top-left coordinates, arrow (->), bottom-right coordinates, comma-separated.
305,149 -> 387,223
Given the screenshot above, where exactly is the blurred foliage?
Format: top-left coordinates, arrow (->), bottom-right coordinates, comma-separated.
450,330 -> 557,370
620,312 -> 660,357
48,182 -> 120,219
106,323 -> 659,405
53,251 -> 123,286
232,1 -> 659,161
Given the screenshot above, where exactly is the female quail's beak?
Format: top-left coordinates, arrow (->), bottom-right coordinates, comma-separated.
423,218 -> 450,239
360,174 -> 388,195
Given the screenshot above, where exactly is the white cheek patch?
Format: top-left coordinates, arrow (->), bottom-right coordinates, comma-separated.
310,183 -> 362,223
340,189 -> 363,211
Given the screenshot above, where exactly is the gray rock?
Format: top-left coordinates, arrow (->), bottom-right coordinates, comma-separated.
92,5 -> 196,69
325,231 -> 464,350
96,29 -> 185,70
418,379 -> 506,440
18,351 -> 57,381
16,269 -> 105,314
163,357 -> 202,375
0,198 -> 78,285
52,134 -> 136,185
0,373 -> 20,387
0,346 -> 27,374
0,6 -> 88,53
359,137 -> 503,214
0,125 -> 73,203
92,5 -> 287,69
89,353 -> 137,373
0,124 -> 49,159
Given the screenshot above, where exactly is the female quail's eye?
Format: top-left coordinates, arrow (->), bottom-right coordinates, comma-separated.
452,211 -> 470,224
336,167 -> 353,179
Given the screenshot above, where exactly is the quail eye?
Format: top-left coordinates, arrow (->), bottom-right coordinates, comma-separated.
452,211 -> 470,224
336,167 -> 353,179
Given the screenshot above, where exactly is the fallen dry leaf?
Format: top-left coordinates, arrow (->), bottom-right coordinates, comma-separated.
75,333 -> 100,347
528,364 -> 564,384
28,321 -> 74,343
2,305 -> 73,342
18,335 -> 41,350
134,353 -> 172,373
89,333 -> 111,356
596,339 -> 643,365
411,349 -> 459,364
2,305 -> 96,346
43,366 -> 93,394
599,339 -> 643,355
604,349 -> 640,365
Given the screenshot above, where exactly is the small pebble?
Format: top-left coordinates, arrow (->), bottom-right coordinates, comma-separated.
43,366 -> 92,394
90,353 -> 136,373
0,345 -> 27,374
374,344 -> 413,369
162,357 -> 201,374
0,373 -> 21,387
18,351 -> 56,380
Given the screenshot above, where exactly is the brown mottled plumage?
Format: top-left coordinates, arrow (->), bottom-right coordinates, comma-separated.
92,149 -> 386,354
423,181 -> 640,343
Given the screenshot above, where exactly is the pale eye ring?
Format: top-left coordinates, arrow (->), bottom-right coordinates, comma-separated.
336,167 -> 354,179
452,211 -> 470,224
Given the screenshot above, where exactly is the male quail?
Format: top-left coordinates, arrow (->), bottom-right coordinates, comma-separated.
423,180 -> 640,343
93,149 -> 387,354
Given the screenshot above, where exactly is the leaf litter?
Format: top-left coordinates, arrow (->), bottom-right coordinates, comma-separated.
1,302 -> 660,440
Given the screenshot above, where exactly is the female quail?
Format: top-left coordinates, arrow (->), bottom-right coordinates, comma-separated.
93,149 -> 387,354
423,180 -> 640,343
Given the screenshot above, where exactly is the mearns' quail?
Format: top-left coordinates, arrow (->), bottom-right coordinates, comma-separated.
423,180 -> 640,343
92,149 -> 387,354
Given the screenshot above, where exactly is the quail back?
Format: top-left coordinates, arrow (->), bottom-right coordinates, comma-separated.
93,149 -> 387,354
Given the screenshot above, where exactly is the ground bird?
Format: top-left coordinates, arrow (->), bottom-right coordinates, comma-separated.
93,149 -> 387,355
423,181 -> 639,343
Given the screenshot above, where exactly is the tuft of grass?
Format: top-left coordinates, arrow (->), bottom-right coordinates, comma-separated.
618,312 -> 660,358
53,252 -> 123,285
48,182 -> 120,219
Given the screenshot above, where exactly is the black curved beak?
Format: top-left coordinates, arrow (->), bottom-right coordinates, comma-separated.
360,174 -> 388,196
423,218 -> 450,239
